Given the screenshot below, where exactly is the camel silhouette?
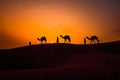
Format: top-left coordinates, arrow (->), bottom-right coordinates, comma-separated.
37,36 -> 47,44
86,36 -> 99,44
60,35 -> 71,43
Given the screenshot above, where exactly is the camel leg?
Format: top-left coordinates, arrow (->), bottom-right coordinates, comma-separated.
68,41 -> 70,43
90,40 -> 92,44
69,40 -> 71,43
41,41 -> 43,44
64,40 -> 66,43
45,40 -> 46,44
67,40 -> 69,43
68,39 -> 70,43
93,40 -> 95,44
97,39 -> 99,44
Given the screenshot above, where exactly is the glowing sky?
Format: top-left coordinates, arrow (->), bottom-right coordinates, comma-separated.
0,0 -> 120,49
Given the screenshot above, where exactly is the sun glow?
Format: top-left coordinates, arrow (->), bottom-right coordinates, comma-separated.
0,0 -> 119,49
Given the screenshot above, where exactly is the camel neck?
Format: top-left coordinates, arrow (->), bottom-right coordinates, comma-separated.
87,37 -> 91,40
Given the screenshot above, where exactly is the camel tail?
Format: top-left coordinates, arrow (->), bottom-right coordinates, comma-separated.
69,39 -> 71,42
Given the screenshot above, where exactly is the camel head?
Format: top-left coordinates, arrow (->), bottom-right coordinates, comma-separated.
37,38 -> 41,41
60,35 -> 63,38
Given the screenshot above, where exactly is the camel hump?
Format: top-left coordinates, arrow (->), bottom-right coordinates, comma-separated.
93,36 -> 98,38
41,36 -> 46,40
41,36 -> 46,38
66,35 -> 70,37
93,35 -> 97,37
91,36 -> 99,40
64,35 -> 70,38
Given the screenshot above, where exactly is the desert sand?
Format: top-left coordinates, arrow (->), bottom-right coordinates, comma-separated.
0,41 -> 120,80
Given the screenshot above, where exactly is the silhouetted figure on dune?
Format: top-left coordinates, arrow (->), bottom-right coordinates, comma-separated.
84,38 -> 86,45
29,41 -> 31,46
37,36 -> 47,44
60,35 -> 71,43
56,36 -> 59,44
86,36 -> 99,44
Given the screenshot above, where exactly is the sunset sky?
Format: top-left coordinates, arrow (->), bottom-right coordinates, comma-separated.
0,0 -> 120,49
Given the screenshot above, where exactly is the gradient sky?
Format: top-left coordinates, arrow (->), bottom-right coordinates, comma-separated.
0,0 -> 120,49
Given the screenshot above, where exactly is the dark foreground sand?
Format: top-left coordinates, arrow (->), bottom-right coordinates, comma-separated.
0,42 -> 120,80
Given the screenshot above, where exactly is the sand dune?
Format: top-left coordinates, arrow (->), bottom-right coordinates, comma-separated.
0,41 -> 120,80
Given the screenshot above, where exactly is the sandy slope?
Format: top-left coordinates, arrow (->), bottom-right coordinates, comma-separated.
0,42 -> 120,80
0,53 -> 120,80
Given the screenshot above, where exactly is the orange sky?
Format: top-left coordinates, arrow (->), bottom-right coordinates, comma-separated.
0,0 -> 120,49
